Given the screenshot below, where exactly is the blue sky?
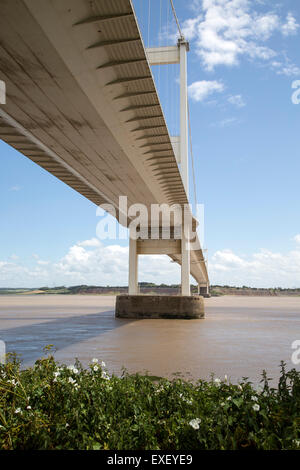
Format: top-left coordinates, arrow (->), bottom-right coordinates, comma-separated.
1,0 -> 300,288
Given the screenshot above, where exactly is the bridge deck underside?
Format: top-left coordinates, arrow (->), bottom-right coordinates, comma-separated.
0,0 -> 208,285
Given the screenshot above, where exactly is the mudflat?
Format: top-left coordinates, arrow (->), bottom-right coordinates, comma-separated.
0,294 -> 299,384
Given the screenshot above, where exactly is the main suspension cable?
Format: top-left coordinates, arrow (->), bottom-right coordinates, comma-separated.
169,0 -> 184,40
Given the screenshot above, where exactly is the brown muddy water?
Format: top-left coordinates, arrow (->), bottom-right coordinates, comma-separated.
0,295 -> 299,384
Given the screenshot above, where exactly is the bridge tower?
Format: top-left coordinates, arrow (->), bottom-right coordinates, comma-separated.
143,38 -> 191,297
116,35 -> 206,319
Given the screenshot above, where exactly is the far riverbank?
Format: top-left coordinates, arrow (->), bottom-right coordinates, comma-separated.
1,285 -> 300,297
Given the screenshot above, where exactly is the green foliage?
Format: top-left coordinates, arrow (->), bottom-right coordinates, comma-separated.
0,352 -> 299,450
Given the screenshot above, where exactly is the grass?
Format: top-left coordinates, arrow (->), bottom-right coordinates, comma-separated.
0,348 -> 299,450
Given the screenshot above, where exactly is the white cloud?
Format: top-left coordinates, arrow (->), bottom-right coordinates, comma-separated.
255,14 -> 280,40
271,60 -> 300,77
211,117 -> 239,127
278,63 -> 300,77
0,260 -> 49,286
188,80 -> 225,102
9,185 -> 21,192
228,94 -> 246,107
182,1 -> 299,71
282,12 -> 299,37
209,243 -> 300,287
78,238 -> 101,248
182,16 -> 202,41
293,234 -> 300,244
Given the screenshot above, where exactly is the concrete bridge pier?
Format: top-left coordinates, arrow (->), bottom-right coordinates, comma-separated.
115,294 -> 205,319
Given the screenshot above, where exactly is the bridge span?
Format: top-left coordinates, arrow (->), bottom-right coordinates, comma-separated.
0,0 -> 209,308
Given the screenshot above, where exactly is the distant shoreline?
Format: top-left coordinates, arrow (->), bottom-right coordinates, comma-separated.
1,285 -> 300,297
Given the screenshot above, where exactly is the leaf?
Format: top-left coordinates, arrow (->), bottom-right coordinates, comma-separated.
92,442 -> 101,450
232,397 -> 243,408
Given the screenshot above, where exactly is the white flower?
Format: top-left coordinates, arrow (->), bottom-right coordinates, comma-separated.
224,375 -> 228,382
92,358 -> 98,364
26,406 -> 31,410
226,396 -> 232,401
181,396 -> 193,405
252,404 -> 260,411
93,366 -> 99,372
54,372 -> 60,378
65,423 -> 69,428
293,439 -> 300,447
68,377 -> 76,385
251,395 -> 258,402
101,361 -> 106,368
237,384 -> 243,390
15,408 -> 21,414
214,378 -> 221,386
189,418 -> 201,430
182,397 -> 192,404
179,393 -> 193,405
220,402 -> 225,407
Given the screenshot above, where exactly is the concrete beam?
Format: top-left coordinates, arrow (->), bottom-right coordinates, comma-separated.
74,13 -> 134,26
137,239 -> 181,255
171,136 -> 181,164
87,37 -> 140,49
146,46 -> 180,65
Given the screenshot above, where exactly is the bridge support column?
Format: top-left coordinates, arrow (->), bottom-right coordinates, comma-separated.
128,231 -> 138,295
179,39 -> 191,297
181,224 -> 191,296
179,38 -> 189,196
199,283 -> 210,298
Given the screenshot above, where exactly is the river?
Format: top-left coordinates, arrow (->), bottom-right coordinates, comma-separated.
0,295 -> 299,385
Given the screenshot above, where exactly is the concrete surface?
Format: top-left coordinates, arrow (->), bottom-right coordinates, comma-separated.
115,294 -> 205,319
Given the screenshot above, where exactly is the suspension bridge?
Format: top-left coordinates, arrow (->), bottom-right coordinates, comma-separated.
0,0 -> 209,318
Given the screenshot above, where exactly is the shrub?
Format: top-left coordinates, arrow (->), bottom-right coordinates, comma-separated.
0,350 -> 299,450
